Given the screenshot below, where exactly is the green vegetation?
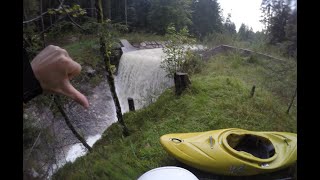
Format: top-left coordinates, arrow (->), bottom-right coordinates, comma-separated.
61,37 -> 105,89
53,53 -> 296,179
191,0 -> 223,39
160,25 -> 196,78
148,0 -> 192,34
63,37 -> 100,67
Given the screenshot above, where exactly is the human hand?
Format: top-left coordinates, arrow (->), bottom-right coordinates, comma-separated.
31,45 -> 89,108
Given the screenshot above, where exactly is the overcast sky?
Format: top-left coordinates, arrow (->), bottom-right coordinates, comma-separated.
218,0 -> 264,32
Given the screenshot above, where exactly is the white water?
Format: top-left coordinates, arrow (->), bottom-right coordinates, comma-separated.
47,134 -> 101,178
44,48 -> 174,179
115,48 -> 174,112
38,44 -> 207,179
65,134 -> 101,162
27,43 -> 207,179
56,45 -> 204,168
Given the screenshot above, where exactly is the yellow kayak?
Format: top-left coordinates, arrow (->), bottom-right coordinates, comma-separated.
160,128 -> 297,176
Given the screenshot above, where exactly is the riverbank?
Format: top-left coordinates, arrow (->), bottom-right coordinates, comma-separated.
53,51 -> 296,179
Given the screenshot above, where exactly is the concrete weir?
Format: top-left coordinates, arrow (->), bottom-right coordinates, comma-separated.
120,39 -> 138,53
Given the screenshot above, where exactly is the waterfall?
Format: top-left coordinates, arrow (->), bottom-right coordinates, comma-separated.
115,48 -> 174,113
25,47 -> 175,179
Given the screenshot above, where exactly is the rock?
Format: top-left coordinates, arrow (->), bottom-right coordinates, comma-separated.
70,36 -> 78,42
31,168 -> 39,178
140,42 -> 146,47
85,66 -> 96,77
112,42 -> 122,49
146,45 -> 153,49
132,43 -> 140,48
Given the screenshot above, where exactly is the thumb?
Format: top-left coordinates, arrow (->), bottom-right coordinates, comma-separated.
61,81 -> 89,109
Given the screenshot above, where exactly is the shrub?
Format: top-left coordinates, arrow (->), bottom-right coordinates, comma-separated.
181,50 -> 205,75
160,24 -> 195,78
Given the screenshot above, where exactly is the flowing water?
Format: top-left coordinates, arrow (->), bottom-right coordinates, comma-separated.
115,48 -> 173,112
25,47 -> 174,179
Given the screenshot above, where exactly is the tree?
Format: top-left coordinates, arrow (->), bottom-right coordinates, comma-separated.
125,0 -> 127,26
148,0 -> 192,34
89,0 -> 96,18
54,96 -> 92,152
95,0 -> 129,136
238,23 -> 254,41
191,0 -> 223,39
260,0 -> 296,58
223,13 -> 236,35
23,0 -> 39,20
284,8 -> 296,58
127,0 -> 151,29
260,0 -> 291,44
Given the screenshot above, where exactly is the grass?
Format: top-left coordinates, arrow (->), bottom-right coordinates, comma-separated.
53,52 -> 296,180
60,36 -> 105,90
62,37 -> 101,68
201,53 -> 296,106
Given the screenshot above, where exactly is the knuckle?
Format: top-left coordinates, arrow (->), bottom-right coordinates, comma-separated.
59,48 -> 68,54
57,54 -> 69,64
51,45 -> 59,50
57,48 -> 69,57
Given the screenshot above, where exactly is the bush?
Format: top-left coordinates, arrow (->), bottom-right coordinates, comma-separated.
23,24 -> 43,59
160,24 -> 196,78
82,20 -> 100,34
47,21 -> 79,38
181,50 -> 205,75
278,41 -> 297,59
247,55 -> 258,64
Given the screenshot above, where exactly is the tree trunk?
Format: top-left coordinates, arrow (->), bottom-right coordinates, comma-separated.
250,85 -> 256,97
23,9 -> 28,22
49,0 -> 53,26
174,72 -> 191,96
128,97 -> 135,111
118,0 -> 121,21
23,10 -> 29,28
125,0 -> 127,26
54,95 -> 92,152
95,0 -> 129,136
107,0 -> 111,20
90,0 -> 95,18
40,0 -> 45,48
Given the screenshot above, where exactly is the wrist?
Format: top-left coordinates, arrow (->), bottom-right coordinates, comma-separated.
23,50 -> 43,103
